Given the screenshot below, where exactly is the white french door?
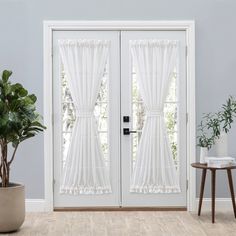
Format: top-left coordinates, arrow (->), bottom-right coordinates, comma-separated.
53,30 -> 187,208
53,31 -> 120,207
121,31 -> 187,207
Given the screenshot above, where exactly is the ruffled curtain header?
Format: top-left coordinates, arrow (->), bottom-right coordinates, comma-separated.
59,39 -> 110,47
130,39 -> 178,47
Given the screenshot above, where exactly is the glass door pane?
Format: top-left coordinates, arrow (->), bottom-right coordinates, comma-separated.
61,63 -> 110,172
131,67 -> 180,174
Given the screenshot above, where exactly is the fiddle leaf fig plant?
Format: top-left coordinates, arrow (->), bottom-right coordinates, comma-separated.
0,70 -> 46,187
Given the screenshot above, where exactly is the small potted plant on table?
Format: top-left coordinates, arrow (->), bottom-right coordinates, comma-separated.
198,96 -> 236,163
0,70 -> 45,232
197,120 -> 214,163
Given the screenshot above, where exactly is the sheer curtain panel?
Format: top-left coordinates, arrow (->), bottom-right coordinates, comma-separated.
59,39 -> 112,195
130,40 -> 181,194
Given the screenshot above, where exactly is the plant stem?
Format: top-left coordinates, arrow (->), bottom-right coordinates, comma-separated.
0,140 -> 9,187
8,144 -> 18,166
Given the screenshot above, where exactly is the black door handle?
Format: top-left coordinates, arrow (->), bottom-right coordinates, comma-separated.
123,128 -> 137,135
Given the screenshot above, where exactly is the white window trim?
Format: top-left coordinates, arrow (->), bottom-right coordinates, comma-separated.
43,21 -> 195,212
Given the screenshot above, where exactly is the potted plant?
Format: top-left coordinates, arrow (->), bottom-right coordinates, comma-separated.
198,96 -> 236,162
197,121 -> 214,163
0,70 -> 46,232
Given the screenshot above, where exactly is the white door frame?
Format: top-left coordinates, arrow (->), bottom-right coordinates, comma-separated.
43,20 -> 195,212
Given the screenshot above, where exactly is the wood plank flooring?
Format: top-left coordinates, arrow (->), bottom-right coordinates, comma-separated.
2,211 -> 236,236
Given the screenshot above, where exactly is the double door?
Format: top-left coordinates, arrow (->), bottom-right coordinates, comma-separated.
53,30 -> 187,208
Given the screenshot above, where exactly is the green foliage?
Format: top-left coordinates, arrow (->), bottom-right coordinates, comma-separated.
198,96 -> 236,149
221,96 -> 236,133
0,70 -> 46,147
165,110 -> 177,159
197,121 -> 214,149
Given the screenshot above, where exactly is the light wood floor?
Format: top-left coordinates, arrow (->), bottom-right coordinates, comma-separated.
3,211 -> 236,236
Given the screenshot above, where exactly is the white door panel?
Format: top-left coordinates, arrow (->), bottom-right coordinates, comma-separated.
53,31 -> 120,207
121,31 -> 187,207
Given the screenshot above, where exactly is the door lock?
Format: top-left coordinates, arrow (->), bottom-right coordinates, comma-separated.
123,116 -> 130,122
123,128 -> 137,135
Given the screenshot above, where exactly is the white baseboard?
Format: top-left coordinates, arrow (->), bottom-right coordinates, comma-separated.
25,199 -> 47,212
195,198 -> 235,211
26,198 -> 235,212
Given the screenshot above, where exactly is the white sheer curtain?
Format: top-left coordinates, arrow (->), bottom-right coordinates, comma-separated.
130,40 -> 180,193
59,39 -> 111,195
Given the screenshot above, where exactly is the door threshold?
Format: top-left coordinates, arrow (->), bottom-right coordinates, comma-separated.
54,207 -> 187,211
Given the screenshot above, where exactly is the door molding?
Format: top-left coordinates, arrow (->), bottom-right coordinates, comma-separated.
44,21 -> 195,212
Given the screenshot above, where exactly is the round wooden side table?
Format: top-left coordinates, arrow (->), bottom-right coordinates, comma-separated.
191,162 -> 236,223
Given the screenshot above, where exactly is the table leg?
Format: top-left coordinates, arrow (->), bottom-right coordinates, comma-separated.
211,169 -> 216,223
227,169 -> 236,218
198,169 -> 207,216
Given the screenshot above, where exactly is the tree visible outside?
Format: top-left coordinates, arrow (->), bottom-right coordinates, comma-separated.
132,70 -> 178,168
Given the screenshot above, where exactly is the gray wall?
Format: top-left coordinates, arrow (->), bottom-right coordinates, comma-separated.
0,0 -> 236,199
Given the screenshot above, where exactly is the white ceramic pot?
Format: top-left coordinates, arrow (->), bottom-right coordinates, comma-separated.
200,147 -> 208,164
215,131 -> 228,157
0,183 -> 25,233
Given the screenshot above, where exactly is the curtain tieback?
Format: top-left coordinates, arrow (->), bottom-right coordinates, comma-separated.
76,110 -> 94,118
147,110 -> 163,117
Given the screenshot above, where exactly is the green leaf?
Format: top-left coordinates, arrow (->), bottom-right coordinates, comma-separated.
11,83 -> 23,92
2,70 -> 12,83
28,94 -> 37,103
18,88 -> 28,97
30,121 -> 46,129
4,83 -> 12,95
19,133 -> 36,142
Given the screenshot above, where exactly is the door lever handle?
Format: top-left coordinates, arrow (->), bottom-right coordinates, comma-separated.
123,128 -> 137,135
